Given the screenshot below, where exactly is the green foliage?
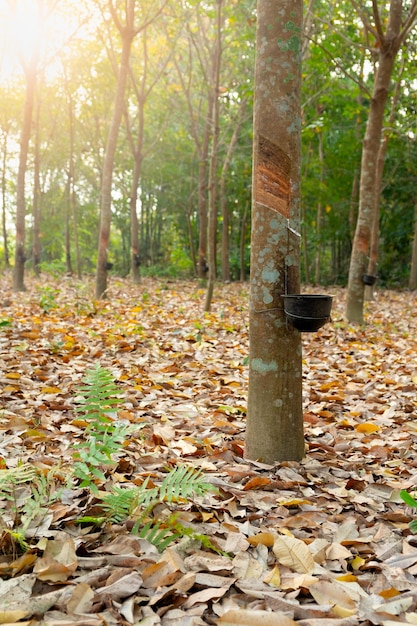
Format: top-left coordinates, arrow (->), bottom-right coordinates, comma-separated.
86,464 -> 218,552
37,285 -> 60,312
0,464 -> 69,552
400,489 -> 417,534
72,364 -> 134,493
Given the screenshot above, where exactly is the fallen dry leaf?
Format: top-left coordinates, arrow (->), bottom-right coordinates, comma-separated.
0,278 -> 417,624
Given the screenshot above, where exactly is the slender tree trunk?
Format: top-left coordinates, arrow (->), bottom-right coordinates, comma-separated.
1,132 -> 10,268
186,194 -> 197,274
204,0 -> 223,312
365,69 -> 403,300
314,130 -> 324,285
245,0 -> 304,463
68,95 -> 81,279
239,200 -> 249,281
220,98 -> 247,282
128,35 -> 147,285
129,93 -> 144,284
410,201 -> 417,290
96,25 -> 134,299
198,116 -> 212,279
14,66 -> 37,291
346,0 -> 416,322
64,173 -> 73,275
32,86 -> 42,276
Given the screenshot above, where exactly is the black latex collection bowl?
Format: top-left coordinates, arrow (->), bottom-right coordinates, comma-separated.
282,294 -> 333,332
362,274 -> 377,286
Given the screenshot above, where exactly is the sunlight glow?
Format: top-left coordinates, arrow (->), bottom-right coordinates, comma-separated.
0,0 -> 86,82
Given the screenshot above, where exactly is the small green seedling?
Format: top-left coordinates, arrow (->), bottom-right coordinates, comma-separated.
400,489 -> 417,533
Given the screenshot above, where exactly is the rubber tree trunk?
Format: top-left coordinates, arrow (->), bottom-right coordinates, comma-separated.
1,131 -> 10,268
204,0 -> 223,313
32,83 -> 42,276
314,130 -> 324,285
345,0 -> 414,323
365,69 -> 403,300
245,0 -> 304,463
410,201 -> 417,290
13,64 -> 37,291
96,23 -> 134,299
220,98 -> 247,282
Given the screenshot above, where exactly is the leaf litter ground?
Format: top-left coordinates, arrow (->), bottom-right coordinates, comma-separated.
0,275 -> 417,626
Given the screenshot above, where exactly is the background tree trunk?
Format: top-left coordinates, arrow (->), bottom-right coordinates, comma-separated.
365,68 -> 403,300
1,131 -> 10,268
96,13 -> 134,299
220,98 -> 247,282
410,201 -> 417,290
32,82 -> 42,276
245,0 -> 304,463
204,0 -> 222,312
13,66 -> 37,291
314,130 -> 324,285
346,0 -> 417,322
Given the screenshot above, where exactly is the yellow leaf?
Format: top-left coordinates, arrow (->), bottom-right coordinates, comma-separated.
336,574 -> 358,582
264,565 -> 281,588
355,423 -> 379,433
379,587 -> 400,599
5,372 -> 20,379
21,429 -> 48,440
349,555 -> 365,570
41,386 -> 62,394
278,498 -> 312,508
319,381 -> 340,392
0,610 -> 30,623
273,535 -> 315,574
332,605 -> 357,618
248,532 -> 276,548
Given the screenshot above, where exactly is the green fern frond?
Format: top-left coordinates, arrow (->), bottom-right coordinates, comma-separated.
75,364 -> 122,423
0,464 -> 38,496
139,519 -> 182,552
72,365 -> 136,491
159,465 -> 218,503
99,478 -> 159,523
95,465 -> 219,551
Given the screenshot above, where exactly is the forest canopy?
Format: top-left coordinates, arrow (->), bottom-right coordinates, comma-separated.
0,0 -> 416,288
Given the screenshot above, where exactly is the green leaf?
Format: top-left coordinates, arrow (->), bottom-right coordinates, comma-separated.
400,489 -> 417,508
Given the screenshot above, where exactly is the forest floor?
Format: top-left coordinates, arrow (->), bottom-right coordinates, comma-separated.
0,274 -> 417,626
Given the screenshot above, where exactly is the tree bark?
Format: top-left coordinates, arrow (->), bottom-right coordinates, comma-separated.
96,9 -> 135,299
346,0 -> 416,322
245,0 -> 304,463
314,130 -> 324,285
1,131 -> 10,268
239,200 -> 249,282
410,201 -> 417,290
365,67 -> 403,300
32,81 -> 42,276
220,98 -> 247,282
204,0 -> 223,312
13,64 -> 37,291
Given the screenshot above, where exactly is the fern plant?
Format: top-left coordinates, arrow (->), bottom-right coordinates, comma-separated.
0,464 -> 69,553
80,464 -> 219,552
72,365 -> 134,492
